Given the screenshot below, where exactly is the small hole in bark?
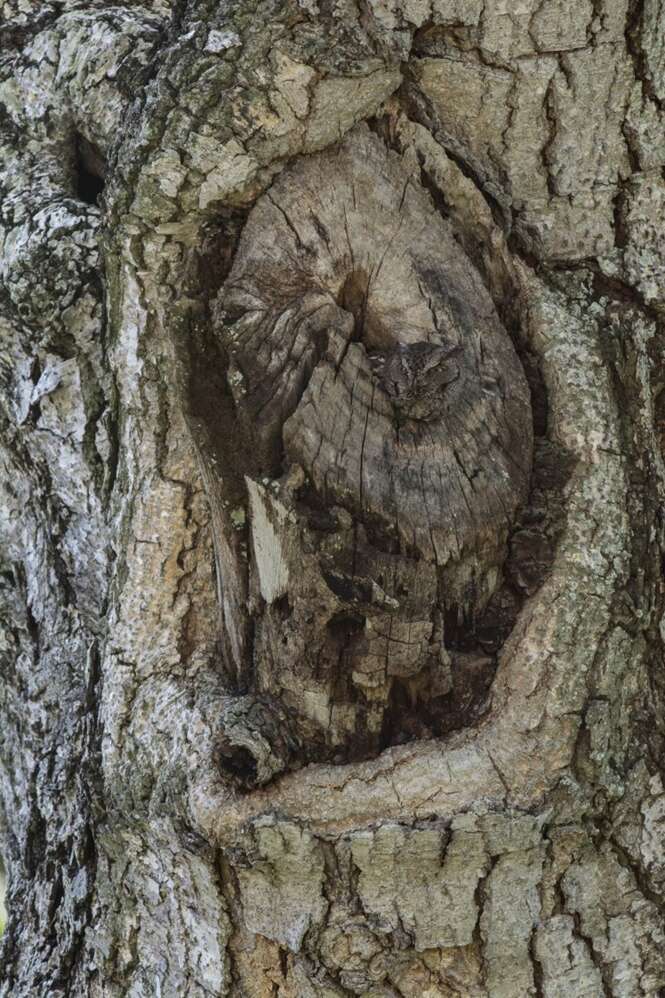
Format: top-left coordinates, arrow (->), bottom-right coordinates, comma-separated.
75,135 -> 105,206
217,745 -> 257,787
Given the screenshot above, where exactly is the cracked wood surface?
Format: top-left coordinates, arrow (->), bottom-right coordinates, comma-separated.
207,123 -> 532,758
0,1 -> 664,996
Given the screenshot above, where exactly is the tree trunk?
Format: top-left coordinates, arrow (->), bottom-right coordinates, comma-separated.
1,1 -> 664,995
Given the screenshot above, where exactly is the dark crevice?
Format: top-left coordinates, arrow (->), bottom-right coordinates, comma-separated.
74,135 -> 105,206
529,926 -> 545,998
624,0 -> 663,112
417,163 -> 452,218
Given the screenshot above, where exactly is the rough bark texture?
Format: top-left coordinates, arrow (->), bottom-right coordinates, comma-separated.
0,1 -> 664,996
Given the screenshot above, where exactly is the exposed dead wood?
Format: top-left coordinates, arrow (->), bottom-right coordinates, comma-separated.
207,125 -> 533,760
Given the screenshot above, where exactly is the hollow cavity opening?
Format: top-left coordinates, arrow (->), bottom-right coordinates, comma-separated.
75,135 -> 105,206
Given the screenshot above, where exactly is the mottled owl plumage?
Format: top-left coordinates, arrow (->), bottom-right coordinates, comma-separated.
373,341 -> 463,421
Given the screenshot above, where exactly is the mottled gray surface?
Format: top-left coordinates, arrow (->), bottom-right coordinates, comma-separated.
0,1 -> 664,996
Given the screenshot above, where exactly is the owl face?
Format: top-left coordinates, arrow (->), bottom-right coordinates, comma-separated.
373,341 -> 463,416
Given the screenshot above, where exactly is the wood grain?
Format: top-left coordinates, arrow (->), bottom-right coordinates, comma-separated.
213,124 -> 533,761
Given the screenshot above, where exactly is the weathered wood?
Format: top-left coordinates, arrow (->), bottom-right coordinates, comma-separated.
212,125 -> 532,757
0,2 -> 664,996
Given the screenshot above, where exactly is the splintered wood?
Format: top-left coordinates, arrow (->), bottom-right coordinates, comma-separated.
212,125 -> 532,766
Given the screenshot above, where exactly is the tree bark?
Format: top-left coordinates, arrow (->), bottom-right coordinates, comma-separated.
1,1 -> 664,996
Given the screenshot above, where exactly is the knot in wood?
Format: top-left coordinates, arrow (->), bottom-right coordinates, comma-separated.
212,124 -> 534,757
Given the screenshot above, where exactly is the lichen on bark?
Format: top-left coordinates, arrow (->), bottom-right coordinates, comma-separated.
0,1 -> 664,996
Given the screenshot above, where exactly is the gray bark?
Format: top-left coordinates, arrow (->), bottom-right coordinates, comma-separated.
0,1 -> 664,996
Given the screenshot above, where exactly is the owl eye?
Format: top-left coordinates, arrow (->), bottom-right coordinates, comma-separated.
423,355 -> 442,373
